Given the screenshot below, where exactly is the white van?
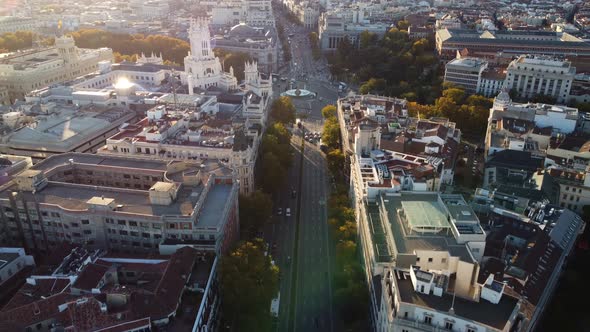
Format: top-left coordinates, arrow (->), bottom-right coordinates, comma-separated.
286,208 -> 291,217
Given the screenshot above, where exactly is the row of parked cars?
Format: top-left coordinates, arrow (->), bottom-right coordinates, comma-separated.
305,132 -> 321,143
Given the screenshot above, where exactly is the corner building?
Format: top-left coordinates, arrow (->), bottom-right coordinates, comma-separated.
0,153 -> 240,256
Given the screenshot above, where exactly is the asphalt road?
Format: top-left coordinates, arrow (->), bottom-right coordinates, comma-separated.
267,134 -> 302,332
268,8 -> 337,332
292,135 -> 333,332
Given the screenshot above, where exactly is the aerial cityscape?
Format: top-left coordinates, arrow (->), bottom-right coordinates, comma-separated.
0,0 -> 589,331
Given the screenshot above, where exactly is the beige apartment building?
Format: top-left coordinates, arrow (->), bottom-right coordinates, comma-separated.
0,153 -> 240,256
0,35 -> 112,103
97,105 -> 259,195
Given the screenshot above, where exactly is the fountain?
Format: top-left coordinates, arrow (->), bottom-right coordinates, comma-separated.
281,87 -> 316,99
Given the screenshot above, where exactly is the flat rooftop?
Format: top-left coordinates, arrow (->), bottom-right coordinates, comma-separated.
0,182 -> 201,216
198,184 -> 233,228
396,272 -> 518,330
381,193 -> 473,262
0,252 -> 19,270
31,153 -> 170,173
401,200 -> 449,230
447,57 -> 487,68
2,105 -> 134,152
0,153 -> 233,218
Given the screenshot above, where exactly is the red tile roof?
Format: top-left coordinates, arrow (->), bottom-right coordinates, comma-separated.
2,278 -> 71,311
72,263 -> 110,291
0,247 -> 201,330
92,317 -> 151,332
0,293 -> 75,330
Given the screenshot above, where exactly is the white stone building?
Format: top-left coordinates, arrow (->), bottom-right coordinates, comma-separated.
0,104 -> 136,162
0,153 -> 240,255
485,90 -> 579,158
98,103 -> 260,195
242,60 -> 273,127
504,55 -> 576,103
443,56 -> 506,97
128,0 -> 170,19
210,0 -> 275,27
0,36 -> 113,103
282,0 -> 320,29
0,16 -> 38,33
182,17 -> 238,92
0,248 -> 34,285
443,57 -> 488,94
318,8 -> 389,50
212,24 -> 279,74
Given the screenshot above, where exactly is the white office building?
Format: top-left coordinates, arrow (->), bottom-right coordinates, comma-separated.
0,36 -> 113,103
318,8 -> 389,50
504,55 -> 576,103
443,57 -> 488,93
0,16 -> 38,33
210,0 -> 275,27
0,248 -> 35,285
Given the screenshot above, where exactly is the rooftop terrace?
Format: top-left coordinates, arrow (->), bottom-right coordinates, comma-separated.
0,153 -> 234,219
0,181 -> 200,216
380,193 -> 473,263
396,270 -> 519,330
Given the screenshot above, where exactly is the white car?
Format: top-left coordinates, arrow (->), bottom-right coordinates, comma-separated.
286,208 -> 291,217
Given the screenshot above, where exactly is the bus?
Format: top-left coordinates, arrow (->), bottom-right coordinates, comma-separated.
270,292 -> 280,317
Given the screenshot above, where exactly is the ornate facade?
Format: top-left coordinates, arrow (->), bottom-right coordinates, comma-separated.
182,17 -> 238,92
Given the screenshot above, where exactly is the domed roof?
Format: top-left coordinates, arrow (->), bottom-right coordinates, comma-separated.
229,23 -> 258,37
493,88 -> 512,108
496,89 -> 510,101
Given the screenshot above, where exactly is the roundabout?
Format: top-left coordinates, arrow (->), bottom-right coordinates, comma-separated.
281,88 -> 316,99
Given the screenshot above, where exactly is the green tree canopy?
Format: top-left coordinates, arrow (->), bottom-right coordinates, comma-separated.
0,31 -> 54,52
326,17 -> 440,103
575,102 -> 590,113
359,30 -> 378,48
411,38 -> 429,56
266,122 -> 292,146
442,87 -> 465,104
336,240 -> 357,262
465,94 -> 493,109
338,221 -> 357,241
260,151 -> 287,192
322,117 -> 341,150
359,78 -> 387,94
220,239 -> 279,330
262,134 -> 292,169
69,29 -> 190,65
270,96 -> 296,124
396,20 -> 410,31
327,149 -> 345,177
321,104 -> 337,119
239,191 -> 273,232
